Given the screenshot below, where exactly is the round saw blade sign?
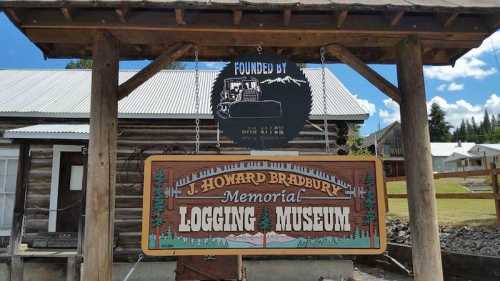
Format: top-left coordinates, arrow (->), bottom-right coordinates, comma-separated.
211,54 -> 312,149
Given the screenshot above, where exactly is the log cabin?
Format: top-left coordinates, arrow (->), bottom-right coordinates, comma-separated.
0,68 -> 367,254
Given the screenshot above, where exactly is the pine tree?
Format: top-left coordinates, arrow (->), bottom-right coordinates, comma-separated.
259,206 -> 272,248
428,103 -> 452,142
363,173 -> 376,248
482,110 -> 492,135
152,169 -> 166,248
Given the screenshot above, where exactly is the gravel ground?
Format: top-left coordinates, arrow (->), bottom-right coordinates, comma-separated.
353,265 -> 413,281
388,219 -> 500,257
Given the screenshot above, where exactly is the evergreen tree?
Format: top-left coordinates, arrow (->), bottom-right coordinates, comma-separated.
482,110 -> 492,134
152,169 -> 166,248
428,103 -> 452,142
259,206 -> 272,248
363,173 -> 377,248
65,59 -> 93,69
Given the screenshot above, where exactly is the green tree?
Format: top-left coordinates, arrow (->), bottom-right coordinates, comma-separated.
152,169 -> 166,248
65,59 -> 93,69
428,103 -> 452,142
348,125 -> 370,155
482,110 -> 492,135
363,173 -> 376,248
259,206 -> 272,248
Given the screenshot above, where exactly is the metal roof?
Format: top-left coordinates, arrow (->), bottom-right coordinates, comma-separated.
1,0 -> 499,10
3,124 -> 89,140
430,142 -> 476,157
0,68 -> 368,120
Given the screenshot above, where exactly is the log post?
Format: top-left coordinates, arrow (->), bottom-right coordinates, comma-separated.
81,31 -> 119,281
396,35 -> 444,281
383,178 -> 389,212
491,163 -> 499,224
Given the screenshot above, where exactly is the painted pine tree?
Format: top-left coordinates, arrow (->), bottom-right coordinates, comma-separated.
363,173 -> 376,248
259,206 -> 272,248
152,169 -> 166,248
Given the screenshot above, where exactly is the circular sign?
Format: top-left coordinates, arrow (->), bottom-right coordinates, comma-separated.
211,54 -> 312,149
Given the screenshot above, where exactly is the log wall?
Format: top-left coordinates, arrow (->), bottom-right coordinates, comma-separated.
0,117 -> 355,251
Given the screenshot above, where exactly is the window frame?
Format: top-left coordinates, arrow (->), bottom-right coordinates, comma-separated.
0,148 -> 19,236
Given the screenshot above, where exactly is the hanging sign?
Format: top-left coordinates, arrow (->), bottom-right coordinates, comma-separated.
142,155 -> 386,256
211,54 -> 312,149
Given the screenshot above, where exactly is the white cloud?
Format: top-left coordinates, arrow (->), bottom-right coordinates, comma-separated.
437,84 -> 447,91
447,82 -> 464,92
353,95 -> 376,115
378,94 -> 500,128
423,31 -> 500,82
379,99 -> 400,125
424,56 -> 496,81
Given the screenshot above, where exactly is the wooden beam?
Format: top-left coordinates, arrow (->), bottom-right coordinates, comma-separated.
326,44 -> 401,103
439,12 -> 460,28
283,9 -> 292,26
388,11 -> 405,26
233,10 -> 242,25
115,7 -> 128,23
335,10 -> 348,28
61,8 -> 72,21
397,35 -> 443,281
81,31 -> 119,281
5,8 -> 21,24
175,8 -> 186,25
118,43 -> 193,100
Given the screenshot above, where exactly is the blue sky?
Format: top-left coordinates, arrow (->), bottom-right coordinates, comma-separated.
1,11 -> 499,136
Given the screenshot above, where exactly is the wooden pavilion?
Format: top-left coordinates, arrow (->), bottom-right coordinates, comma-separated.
1,1 -> 500,281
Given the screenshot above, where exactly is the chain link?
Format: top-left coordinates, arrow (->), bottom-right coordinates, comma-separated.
320,47 -> 330,153
257,44 -> 263,55
122,253 -> 144,281
194,47 -> 201,154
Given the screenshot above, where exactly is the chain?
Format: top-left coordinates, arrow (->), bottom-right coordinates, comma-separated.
122,253 -> 144,281
320,47 -> 330,153
194,47 -> 201,154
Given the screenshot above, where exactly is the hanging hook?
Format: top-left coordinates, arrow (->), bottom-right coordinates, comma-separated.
256,44 -> 263,55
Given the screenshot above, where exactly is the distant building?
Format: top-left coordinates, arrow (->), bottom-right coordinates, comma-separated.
362,122 -> 482,175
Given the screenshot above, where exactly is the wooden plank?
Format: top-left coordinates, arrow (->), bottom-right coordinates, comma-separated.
388,11 -> 405,26
388,193 -> 500,199
385,168 -> 499,182
5,8 -> 21,24
233,10 -> 242,25
335,10 -> 348,28
66,256 -> 80,281
492,163 -> 500,224
175,8 -> 186,25
397,35 -> 443,281
81,31 -> 119,281
326,44 -> 401,103
10,256 -> 23,281
117,43 -> 193,99
439,12 -> 460,28
283,8 -> 291,26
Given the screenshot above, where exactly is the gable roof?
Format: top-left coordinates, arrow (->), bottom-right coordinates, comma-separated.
430,142 -> 476,157
0,68 -> 368,120
361,121 -> 400,148
468,144 -> 500,156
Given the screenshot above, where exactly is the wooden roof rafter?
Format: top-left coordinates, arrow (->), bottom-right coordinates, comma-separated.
1,3 -> 498,65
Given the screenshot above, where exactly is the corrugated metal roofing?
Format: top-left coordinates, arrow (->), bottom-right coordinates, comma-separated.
1,0 -> 499,9
430,142 -> 476,157
3,124 -> 89,140
0,68 -> 368,120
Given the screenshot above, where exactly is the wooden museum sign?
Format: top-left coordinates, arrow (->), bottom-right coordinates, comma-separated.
142,155 -> 386,256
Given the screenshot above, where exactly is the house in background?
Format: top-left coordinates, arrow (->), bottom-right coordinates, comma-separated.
0,68 -> 368,252
362,121 -> 483,175
362,122 -> 404,177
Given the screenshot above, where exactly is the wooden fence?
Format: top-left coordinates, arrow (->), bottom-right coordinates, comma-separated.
383,163 -> 500,224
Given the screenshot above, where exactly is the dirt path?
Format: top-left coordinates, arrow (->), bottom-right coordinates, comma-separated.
353,265 -> 413,281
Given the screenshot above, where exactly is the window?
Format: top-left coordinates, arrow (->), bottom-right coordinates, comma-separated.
0,149 -> 18,236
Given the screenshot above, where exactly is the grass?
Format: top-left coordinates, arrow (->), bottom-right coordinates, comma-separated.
386,178 -> 497,226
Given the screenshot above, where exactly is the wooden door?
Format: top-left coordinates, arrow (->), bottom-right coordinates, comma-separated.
56,152 -> 85,233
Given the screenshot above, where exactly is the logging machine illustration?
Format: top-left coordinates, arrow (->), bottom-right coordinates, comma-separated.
216,77 -> 282,119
